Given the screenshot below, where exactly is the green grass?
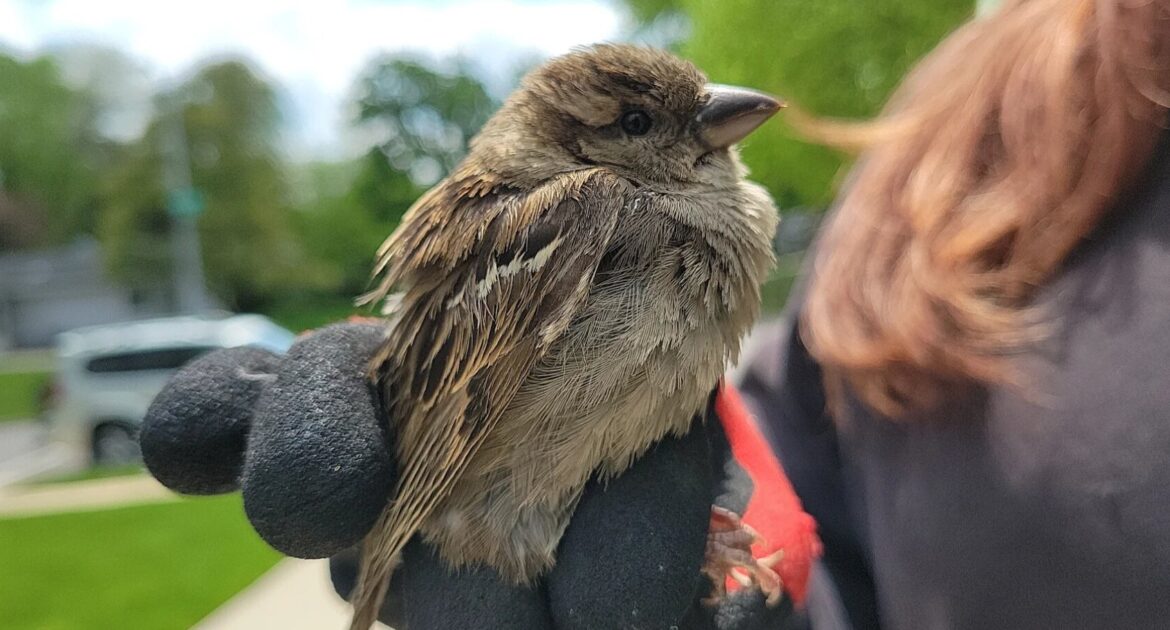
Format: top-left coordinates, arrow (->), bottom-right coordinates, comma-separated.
0,495 -> 282,630
0,370 -> 50,422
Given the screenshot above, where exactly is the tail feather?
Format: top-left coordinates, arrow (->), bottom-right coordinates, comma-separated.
349,382 -> 499,628
347,456 -> 473,629
349,510 -> 413,630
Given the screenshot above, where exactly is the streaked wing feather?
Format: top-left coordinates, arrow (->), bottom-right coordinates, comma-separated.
365,167 -> 627,558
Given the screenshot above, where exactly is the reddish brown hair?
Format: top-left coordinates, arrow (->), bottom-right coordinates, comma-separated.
800,0 -> 1170,417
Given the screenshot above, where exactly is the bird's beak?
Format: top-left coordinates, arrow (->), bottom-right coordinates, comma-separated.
695,84 -> 785,150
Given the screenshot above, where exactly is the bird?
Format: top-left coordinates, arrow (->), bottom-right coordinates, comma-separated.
350,44 -> 782,629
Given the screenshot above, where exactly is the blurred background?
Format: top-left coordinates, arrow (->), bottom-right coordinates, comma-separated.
0,0 -> 986,627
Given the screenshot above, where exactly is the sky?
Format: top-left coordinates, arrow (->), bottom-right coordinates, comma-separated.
0,0 -> 629,160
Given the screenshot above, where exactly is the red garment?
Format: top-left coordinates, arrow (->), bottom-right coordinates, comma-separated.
716,381 -> 822,605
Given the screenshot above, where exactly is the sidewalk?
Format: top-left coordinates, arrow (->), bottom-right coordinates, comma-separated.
0,473 -> 176,517
194,559 -> 363,629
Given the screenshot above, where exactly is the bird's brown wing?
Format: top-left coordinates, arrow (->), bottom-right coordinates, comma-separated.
353,167 -> 627,616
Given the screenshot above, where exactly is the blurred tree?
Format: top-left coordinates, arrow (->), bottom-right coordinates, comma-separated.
355,56 -> 497,186
0,193 -> 48,250
291,158 -> 383,298
628,1 -> 975,207
100,59 -> 314,311
0,54 -> 106,249
48,43 -> 155,144
294,56 -> 498,298
624,0 -> 684,24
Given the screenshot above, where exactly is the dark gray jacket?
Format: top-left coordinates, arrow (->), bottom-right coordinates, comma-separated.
740,136 -> 1170,630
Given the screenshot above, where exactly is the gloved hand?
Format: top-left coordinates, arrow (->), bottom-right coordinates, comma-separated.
140,321 -> 816,630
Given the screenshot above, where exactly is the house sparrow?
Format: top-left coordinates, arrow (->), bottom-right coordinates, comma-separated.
351,44 -> 781,629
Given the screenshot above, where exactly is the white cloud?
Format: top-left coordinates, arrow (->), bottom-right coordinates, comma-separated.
3,0 -> 626,158
0,1 -> 35,49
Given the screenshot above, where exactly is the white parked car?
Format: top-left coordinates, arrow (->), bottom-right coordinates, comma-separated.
46,313 -> 295,465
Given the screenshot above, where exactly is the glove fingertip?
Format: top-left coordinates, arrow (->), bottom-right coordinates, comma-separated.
142,346 -> 279,495
242,322 -> 395,559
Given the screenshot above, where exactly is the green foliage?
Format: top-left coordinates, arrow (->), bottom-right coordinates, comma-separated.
262,293 -> 364,333
0,54 -> 105,249
99,59 -> 317,310
355,56 -> 497,185
294,153 -> 417,298
681,0 -> 974,206
290,55 -> 499,306
624,0 -> 684,24
0,495 -> 281,630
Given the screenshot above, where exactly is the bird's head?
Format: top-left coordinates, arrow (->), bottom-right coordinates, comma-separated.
470,44 -> 783,188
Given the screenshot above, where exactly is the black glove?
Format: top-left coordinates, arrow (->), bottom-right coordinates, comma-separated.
140,321 -> 804,630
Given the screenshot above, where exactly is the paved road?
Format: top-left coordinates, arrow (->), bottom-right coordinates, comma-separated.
0,420 -> 81,487
194,559 -> 360,630
0,420 -> 44,458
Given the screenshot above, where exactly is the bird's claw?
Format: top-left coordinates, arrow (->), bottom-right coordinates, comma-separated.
701,506 -> 784,607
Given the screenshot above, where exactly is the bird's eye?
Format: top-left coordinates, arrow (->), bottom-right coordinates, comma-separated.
619,110 -> 653,136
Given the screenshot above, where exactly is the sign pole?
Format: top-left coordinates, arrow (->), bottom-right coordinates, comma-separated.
161,91 -> 210,315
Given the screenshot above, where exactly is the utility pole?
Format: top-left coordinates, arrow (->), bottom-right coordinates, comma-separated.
160,91 -> 211,314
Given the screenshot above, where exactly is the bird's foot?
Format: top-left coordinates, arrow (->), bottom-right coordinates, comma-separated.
701,506 -> 783,607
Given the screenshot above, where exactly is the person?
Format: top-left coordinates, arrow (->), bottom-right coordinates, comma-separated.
739,0 -> 1170,627
141,0 -> 1170,627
